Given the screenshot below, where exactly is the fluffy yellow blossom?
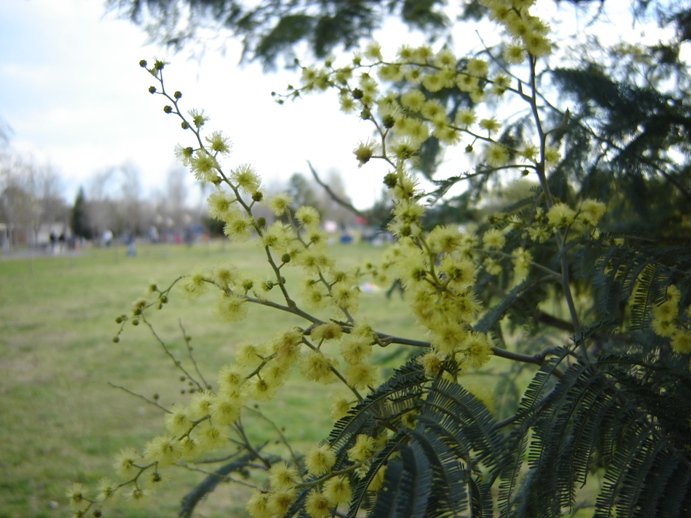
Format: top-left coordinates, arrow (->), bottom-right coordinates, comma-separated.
305,443 -> 337,476
466,57 -> 489,77
305,488 -> 332,518
330,392 -> 354,420
323,475 -> 352,506
266,193 -> 292,215
485,144 -> 509,167
223,214 -> 254,241
512,247 -> 533,282
295,206 -> 320,227
189,390 -> 214,419
484,258 -> 503,276
246,491 -> 271,518
189,150 -> 219,183
268,489 -> 296,515
210,394 -> 241,426
456,73 -> 479,92
455,108 -> 476,127
231,164 -> 260,193
300,350 -> 338,384
165,405 -> 192,437
268,462 -> 299,491
66,483 -> 87,507
420,99 -> 447,123
400,88 -> 426,111
346,362 -> 377,389
580,199 -> 606,227
364,41 -> 382,61
144,435 -> 180,466
207,190 -> 236,219
422,71 -> 446,92
439,256 -> 476,288
503,43 -> 526,63
113,448 -> 141,480
217,366 -> 244,396
479,117 -> 501,134
432,322 -> 467,356
205,131 -> 231,154
483,228 -> 506,250
547,202 -> 576,228
341,335 -> 372,365
96,478 -> 117,502
428,224 -> 463,253
347,434 -> 376,462
311,322 -> 343,342
420,351 -> 444,376
671,330 -> 691,354
194,422 -> 225,450
544,145 -> 561,163
461,331 -> 492,368
217,293 -> 248,322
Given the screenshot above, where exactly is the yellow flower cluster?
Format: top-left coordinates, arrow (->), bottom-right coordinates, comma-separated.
482,0 -> 552,58
651,285 -> 691,356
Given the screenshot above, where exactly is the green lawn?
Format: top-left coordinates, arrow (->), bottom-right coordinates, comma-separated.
0,240 -> 423,517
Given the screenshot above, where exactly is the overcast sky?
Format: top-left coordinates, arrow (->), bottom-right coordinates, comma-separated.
0,0 -> 391,209
1,1 -> 677,211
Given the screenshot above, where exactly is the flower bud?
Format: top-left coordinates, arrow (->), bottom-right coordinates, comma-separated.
148,86 -> 156,94
139,59 -> 148,68
163,105 -> 173,114
181,121 -> 189,129
383,115 -> 395,129
383,173 -> 398,188
256,216 -> 266,227
252,191 -> 264,202
281,253 -> 291,263
174,91 -> 182,99
154,60 -> 165,70
352,88 -> 364,100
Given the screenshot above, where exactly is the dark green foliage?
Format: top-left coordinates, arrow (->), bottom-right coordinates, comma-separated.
108,0 -> 449,67
70,186 -> 93,240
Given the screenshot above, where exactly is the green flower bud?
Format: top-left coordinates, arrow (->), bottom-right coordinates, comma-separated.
383,173 -> 398,188
383,115 -> 395,129
256,216 -> 266,227
252,191 -> 264,202
139,59 -> 148,68
148,86 -> 156,94
181,121 -> 189,130
352,88 -> 364,100
154,60 -> 165,71
281,253 -> 291,263
174,91 -> 182,99
163,105 -> 173,114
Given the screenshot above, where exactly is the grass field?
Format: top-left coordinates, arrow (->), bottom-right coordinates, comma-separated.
0,240 -> 425,518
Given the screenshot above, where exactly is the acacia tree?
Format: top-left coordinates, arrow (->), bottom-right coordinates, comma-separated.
70,0 -> 691,516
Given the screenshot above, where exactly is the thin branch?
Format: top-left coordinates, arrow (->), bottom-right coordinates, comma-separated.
307,161 -> 369,220
178,319 -> 210,390
108,382 -> 170,413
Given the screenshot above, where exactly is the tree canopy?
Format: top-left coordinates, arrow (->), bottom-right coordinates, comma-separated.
69,0 -> 691,516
